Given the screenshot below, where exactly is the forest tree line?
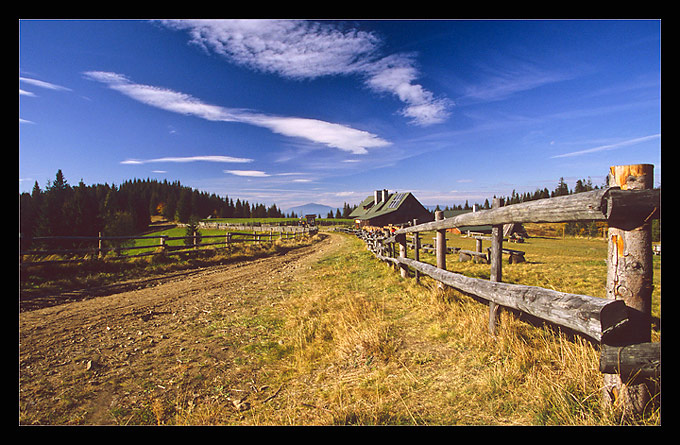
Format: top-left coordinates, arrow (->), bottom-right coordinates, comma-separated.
19,171 -> 659,250
19,170 -> 297,249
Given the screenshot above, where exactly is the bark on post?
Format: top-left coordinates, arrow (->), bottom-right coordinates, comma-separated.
475,237 -> 483,263
397,233 -> 408,278
489,198 -> 504,336
435,211 -> 447,289
435,210 -> 446,270
602,164 -> 656,417
159,235 -> 167,254
413,219 -> 420,284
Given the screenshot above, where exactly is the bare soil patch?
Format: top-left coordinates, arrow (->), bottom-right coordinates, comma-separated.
19,233 -> 337,425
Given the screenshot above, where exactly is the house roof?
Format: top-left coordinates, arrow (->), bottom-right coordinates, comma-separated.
349,192 -> 413,220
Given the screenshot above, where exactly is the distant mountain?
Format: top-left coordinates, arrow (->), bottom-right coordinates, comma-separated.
286,202 -> 337,217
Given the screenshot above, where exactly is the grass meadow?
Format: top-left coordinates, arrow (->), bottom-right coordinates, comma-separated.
169,228 -> 660,425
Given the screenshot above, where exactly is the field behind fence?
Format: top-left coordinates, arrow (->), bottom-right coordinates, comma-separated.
344,164 -> 660,419
20,223 -> 318,265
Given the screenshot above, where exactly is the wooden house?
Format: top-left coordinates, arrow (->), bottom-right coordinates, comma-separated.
350,189 -> 433,228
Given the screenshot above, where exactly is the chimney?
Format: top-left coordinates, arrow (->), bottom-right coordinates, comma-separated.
382,189 -> 389,202
374,190 -> 380,205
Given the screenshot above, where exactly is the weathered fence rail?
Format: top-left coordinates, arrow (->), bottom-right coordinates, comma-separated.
20,225 -> 318,265
347,164 -> 660,416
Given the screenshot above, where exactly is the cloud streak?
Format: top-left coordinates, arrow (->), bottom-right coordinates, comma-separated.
551,134 -> 660,158
19,76 -> 72,92
121,155 -> 253,164
84,70 -> 389,155
159,19 -> 451,126
457,59 -> 573,104
225,170 -> 270,177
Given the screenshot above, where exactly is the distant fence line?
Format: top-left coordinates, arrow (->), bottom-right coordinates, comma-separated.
20,225 -> 318,266
342,164 -> 660,417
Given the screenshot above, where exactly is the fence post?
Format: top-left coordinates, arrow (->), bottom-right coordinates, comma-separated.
98,232 -> 103,258
159,235 -> 167,254
489,198 -> 504,336
435,211 -> 447,289
397,233 -> 408,278
413,219 -> 420,284
435,210 -> 446,265
602,164 -> 655,417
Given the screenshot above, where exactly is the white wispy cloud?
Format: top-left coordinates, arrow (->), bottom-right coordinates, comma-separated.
120,155 -> 253,164
551,134 -> 661,158
225,170 -> 271,177
158,19 -> 451,126
84,70 -> 389,155
19,76 -> 71,92
458,60 -> 572,104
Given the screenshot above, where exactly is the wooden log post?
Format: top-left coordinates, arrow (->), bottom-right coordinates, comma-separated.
98,232 -> 103,258
602,164 -> 656,417
391,255 -> 627,342
435,211 -> 446,288
397,233 -> 408,278
413,219 -> 420,284
600,342 -> 660,379
489,198 -> 504,336
390,240 -> 398,272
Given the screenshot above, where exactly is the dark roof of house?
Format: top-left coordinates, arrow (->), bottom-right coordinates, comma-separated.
349,192 -> 414,221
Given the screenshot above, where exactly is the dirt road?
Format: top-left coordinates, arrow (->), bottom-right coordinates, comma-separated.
19,232 -> 340,425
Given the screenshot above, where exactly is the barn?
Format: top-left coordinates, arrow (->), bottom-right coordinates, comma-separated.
350,189 -> 433,228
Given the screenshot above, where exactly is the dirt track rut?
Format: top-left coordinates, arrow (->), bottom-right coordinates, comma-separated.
19,233 -> 340,424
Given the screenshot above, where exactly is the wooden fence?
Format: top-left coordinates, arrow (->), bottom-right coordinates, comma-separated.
345,164 -> 660,417
20,225 -> 318,265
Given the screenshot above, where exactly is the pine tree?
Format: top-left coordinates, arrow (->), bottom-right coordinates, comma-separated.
175,189 -> 192,223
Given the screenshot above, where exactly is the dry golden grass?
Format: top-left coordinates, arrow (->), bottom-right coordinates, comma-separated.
170,232 -> 660,425
26,230 -> 657,425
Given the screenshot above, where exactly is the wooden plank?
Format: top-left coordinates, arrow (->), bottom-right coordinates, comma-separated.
377,253 -> 628,342
599,342 -> 660,378
396,187 -> 660,235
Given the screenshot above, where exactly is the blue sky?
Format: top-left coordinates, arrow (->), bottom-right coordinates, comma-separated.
19,19 -> 661,210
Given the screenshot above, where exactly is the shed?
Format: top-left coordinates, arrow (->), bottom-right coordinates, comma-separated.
350,189 -> 433,228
